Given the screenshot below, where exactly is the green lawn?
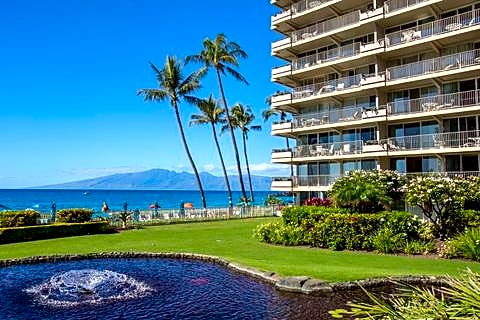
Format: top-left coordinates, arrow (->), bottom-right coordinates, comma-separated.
1,217 -> 479,282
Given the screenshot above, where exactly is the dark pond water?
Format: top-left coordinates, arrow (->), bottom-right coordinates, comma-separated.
0,258 -> 368,319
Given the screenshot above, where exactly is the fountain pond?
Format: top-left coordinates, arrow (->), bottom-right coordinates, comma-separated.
0,257 -> 372,319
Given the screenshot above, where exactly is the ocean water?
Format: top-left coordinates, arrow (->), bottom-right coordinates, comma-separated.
0,189 -> 274,213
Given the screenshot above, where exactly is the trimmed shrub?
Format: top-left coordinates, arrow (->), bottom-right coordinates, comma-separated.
253,222 -> 304,246
0,222 -> 114,244
0,210 -> 40,227
56,208 -> 93,223
381,211 -> 421,239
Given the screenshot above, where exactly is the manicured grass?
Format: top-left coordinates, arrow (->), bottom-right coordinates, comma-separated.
1,217 -> 479,282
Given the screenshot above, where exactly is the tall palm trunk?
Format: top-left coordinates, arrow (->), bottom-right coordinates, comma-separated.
211,123 -> 233,208
242,132 -> 254,202
173,102 -> 207,209
215,69 -> 248,204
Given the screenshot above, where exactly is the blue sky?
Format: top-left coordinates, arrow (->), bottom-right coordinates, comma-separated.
0,0 -> 288,188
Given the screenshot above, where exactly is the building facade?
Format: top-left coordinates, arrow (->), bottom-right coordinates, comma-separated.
269,0 -> 480,204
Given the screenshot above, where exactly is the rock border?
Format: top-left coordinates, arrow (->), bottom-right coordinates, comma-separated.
0,252 -> 447,295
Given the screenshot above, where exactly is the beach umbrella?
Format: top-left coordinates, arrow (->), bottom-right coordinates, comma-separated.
149,204 -> 155,209
184,203 -> 193,208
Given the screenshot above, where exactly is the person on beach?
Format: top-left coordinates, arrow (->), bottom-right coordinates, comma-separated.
102,201 -> 109,214
154,201 -> 160,217
123,201 -> 128,213
51,202 -> 56,222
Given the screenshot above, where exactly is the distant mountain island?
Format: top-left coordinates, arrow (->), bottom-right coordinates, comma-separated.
35,169 -> 272,191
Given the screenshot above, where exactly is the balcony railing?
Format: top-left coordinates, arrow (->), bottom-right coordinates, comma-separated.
292,43 -> 361,71
386,49 -> 480,81
386,90 -> 480,115
292,103 -> 387,128
380,129 -> 480,152
385,9 -> 480,48
384,0 -> 429,14
292,0 -> 336,16
293,140 -> 365,158
293,175 -> 341,187
293,74 -> 362,99
292,11 -> 361,43
272,9 -> 291,24
404,171 -> 480,179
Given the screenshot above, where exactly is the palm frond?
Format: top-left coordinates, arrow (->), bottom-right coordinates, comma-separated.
137,88 -> 168,102
225,66 -> 248,85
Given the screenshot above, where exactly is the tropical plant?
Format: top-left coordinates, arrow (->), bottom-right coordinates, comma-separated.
372,227 -> 406,254
137,56 -> 207,209
330,268 -> 480,319
227,103 -> 261,202
443,228 -> 480,261
330,170 -> 403,213
190,95 -> 233,208
186,33 -> 249,205
405,175 -> 469,239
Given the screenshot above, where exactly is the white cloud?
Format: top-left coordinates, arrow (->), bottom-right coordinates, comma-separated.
203,164 -> 216,172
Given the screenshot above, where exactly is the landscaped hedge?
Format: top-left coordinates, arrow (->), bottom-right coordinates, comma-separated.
254,206 -> 421,251
0,210 -> 40,227
56,208 -> 93,223
0,222 -> 114,244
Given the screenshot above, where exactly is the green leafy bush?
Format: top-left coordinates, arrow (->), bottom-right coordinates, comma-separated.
381,211 -> 421,239
330,170 -> 404,213
443,228 -> 480,261
253,221 -> 304,246
372,227 -> 406,253
403,240 -> 436,255
0,222 -> 114,244
0,210 -> 40,227
56,208 -> 93,223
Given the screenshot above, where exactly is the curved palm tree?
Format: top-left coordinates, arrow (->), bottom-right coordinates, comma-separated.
227,103 -> 261,203
189,95 -> 233,209
137,56 -> 207,209
186,33 -> 249,205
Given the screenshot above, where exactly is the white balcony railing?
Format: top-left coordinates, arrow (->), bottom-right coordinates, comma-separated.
272,9 -> 291,24
380,130 -> 480,152
386,90 -> 480,115
292,43 -> 361,71
293,175 -> 341,187
292,104 -> 387,128
292,0 -> 337,16
385,9 -> 480,48
271,64 -> 292,78
386,49 -> 480,81
292,11 -> 361,43
293,74 -> 362,99
384,0 -> 430,14
293,140 -> 365,158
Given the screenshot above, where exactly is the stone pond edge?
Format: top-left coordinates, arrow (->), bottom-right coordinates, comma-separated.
0,252 -> 447,295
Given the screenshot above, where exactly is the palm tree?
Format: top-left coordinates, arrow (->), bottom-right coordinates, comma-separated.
186,33 -> 249,205
227,103 -> 261,203
261,107 -> 294,178
189,95 -> 233,209
137,56 -> 207,209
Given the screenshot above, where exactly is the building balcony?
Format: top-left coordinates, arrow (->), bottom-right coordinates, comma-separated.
403,171 -> 480,179
385,9 -> 480,49
384,0 -> 440,15
293,175 -> 341,188
292,73 -> 384,102
272,120 -> 293,135
386,49 -> 480,83
271,148 -> 293,163
380,130 -> 480,153
292,105 -> 387,130
271,8 -> 291,26
271,64 -> 292,83
271,37 -> 292,56
270,92 -> 292,108
271,177 -> 293,191
386,90 -> 480,117
292,140 -> 384,159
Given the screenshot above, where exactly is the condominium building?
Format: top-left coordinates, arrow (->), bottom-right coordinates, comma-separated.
269,0 -> 480,203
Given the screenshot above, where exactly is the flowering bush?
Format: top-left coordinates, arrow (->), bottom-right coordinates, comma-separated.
405,176 -> 471,239
330,170 -> 404,213
303,197 -> 331,206
372,227 -> 406,253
